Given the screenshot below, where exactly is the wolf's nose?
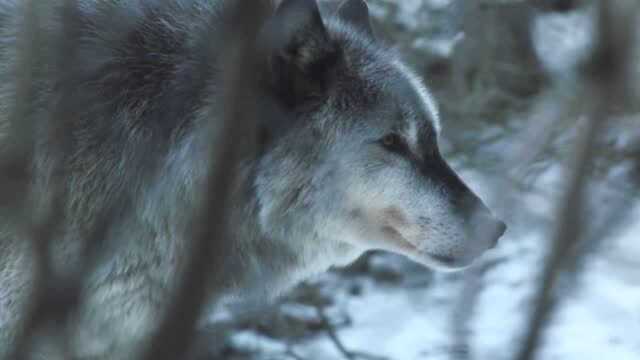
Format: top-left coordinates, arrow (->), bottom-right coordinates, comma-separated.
490,220 -> 507,249
496,220 -> 507,237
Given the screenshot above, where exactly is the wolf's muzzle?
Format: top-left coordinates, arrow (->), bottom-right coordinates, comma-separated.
473,213 -> 507,249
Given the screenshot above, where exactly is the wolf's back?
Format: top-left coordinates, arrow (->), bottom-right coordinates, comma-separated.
0,0 -> 237,357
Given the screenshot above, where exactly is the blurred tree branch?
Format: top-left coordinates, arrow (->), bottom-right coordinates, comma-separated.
9,1 -> 85,358
450,2 -> 639,360
140,1 -> 267,359
515,2 -> 638,360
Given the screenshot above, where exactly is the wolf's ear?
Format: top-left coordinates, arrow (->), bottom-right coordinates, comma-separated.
259,0 -> 340,107
337,0 -> 374,39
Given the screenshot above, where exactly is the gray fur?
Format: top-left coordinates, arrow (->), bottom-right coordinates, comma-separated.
0,0 -> 505,358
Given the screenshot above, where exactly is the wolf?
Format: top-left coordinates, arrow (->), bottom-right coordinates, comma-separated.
0,0 -> 506,358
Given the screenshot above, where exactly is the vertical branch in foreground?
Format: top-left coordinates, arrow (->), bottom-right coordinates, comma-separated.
6,1 -> 60,357
140,2 -> 268,359
449,85 -> 571,360
514,2 -> 638,360
561,1 -> 640,284
514,88 -> 601,360
8,1 -> 86,358
0,1 -> 36,213
1,1 -> 43,354
449,89 -> 575,360
450,271 -> 477,360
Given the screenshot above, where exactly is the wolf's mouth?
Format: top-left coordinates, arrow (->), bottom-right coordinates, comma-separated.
428,254 -> 457,265
422,252 -> 475,270
381,225 -> 473,270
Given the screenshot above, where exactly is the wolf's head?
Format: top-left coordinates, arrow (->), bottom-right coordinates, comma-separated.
252,0 -> 506,272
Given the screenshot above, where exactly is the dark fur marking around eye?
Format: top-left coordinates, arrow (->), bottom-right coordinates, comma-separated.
380,133 -> 408,154
417,121 -> 439,159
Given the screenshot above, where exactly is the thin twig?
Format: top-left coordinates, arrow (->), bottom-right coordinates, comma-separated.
450,259 -> 503,360
284,346 -> 307,360
316,305 -> 355,360
315,304 -> 388,360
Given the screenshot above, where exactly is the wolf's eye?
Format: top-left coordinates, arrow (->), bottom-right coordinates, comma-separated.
380,133 -> 406,153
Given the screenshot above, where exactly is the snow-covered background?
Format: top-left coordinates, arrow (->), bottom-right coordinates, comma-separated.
201,1 -> 640,359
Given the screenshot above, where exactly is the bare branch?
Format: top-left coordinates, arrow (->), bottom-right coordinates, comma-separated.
315,304 -> 388,360
514,2 -> 638,360
8,1 -> 80,357
139,2 -> 268,359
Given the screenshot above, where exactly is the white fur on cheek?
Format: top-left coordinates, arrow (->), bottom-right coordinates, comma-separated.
405,121 -> 420,156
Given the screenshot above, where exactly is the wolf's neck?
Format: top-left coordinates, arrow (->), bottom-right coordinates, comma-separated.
218,163 -> 315,301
